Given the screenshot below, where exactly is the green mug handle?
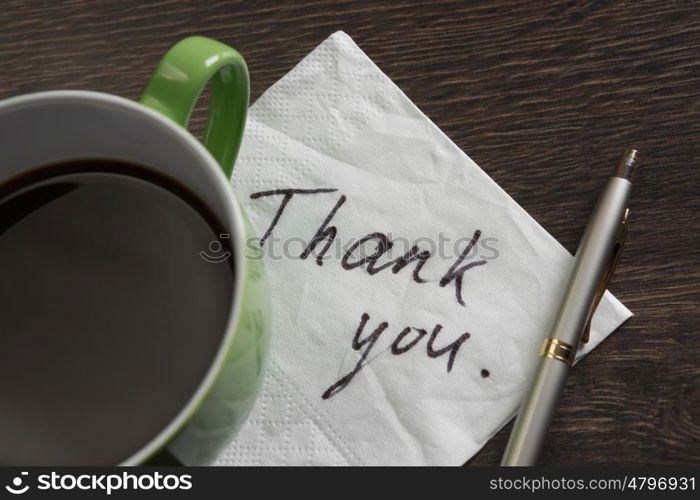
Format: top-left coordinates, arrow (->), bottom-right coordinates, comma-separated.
140,36 -> 249,178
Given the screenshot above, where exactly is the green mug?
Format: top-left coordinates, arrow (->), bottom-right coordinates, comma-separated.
0,37 -> 271,465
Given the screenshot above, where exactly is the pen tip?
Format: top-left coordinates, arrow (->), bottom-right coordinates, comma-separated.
615,148 -> 638,179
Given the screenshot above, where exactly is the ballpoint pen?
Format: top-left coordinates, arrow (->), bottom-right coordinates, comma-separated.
501,148 -> 638,466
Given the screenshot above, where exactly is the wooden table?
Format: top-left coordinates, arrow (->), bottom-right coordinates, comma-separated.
1,0 -> 698,465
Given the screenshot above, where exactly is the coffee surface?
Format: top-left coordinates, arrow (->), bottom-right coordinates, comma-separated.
0,160 -> 234,465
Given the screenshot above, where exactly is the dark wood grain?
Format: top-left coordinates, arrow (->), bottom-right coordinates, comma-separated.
1,0 -> 698,465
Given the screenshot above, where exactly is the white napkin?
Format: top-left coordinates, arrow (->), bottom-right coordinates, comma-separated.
179,31 -> 632,466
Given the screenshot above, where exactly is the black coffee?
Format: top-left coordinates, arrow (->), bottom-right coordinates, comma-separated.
0,160 -> 234,465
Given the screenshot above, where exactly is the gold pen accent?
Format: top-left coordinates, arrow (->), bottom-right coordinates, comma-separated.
539,207 -> 628,365
580,207 -> 629,345
539,338 -> 576,365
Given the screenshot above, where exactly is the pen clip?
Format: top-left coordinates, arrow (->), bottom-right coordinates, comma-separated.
581,208 -> 629,345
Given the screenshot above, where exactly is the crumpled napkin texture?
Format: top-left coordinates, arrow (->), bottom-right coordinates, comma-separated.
175,31 -> 632,466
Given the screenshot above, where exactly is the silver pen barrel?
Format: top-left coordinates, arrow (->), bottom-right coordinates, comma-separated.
501,149 -> 637,466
